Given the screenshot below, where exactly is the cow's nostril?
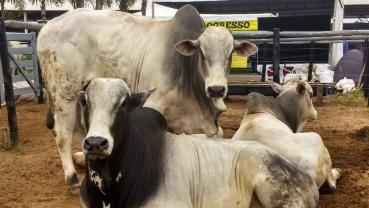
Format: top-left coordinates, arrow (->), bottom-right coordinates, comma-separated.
100,139 -> 108,149
83,139 -> 91,150
208,86 -> 226,97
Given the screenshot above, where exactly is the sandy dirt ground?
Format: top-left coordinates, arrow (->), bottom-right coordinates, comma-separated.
1,93 -> 369,208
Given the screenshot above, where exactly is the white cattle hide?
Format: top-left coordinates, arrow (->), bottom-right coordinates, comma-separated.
335,77 -> 356,93
233,81 -> 341,191
79,78 -> 319,208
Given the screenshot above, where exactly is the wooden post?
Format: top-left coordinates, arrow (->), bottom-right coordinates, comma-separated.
363,39 -> 369,106
316,84 -> 324,106
329,0 -> 344,67
261,42 -> 268,82
272,28 -> 280,83
308,41 -> 315,82
363,40 -> 368,98
0,18 -> 19,149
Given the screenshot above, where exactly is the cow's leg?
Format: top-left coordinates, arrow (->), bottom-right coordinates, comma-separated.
252,154 -> 319,207
53,97 -> 79,193
326,168 -> 341,190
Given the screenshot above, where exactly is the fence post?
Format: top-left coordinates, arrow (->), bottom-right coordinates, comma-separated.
308,41 -> 315,81
0,18 -> 19,149
272,28 -> 280,83
363,39 -> 369,105
261,42 -> 268,82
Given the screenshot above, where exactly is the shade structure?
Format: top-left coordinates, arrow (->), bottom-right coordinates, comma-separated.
333,49 -> 364,84
154,0 -> 369,18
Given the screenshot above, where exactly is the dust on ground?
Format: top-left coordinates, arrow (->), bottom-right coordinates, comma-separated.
1,92 -> 369,208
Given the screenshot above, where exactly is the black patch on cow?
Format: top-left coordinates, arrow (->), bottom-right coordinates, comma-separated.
81,106 -> 167,208
319,181 -> 336,195
245,91 -> 304,133
46,110 -> 54,129
266,152 -> 312,184
264,152 -> 318,206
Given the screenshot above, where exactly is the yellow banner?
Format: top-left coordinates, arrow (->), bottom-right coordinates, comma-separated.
205,20 -> 258,68
205,20 -> 258,31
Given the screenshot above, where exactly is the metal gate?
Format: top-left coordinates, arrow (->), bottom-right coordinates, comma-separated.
0,32 -> 40,103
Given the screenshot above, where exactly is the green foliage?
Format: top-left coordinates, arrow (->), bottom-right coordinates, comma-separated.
117,0 -> 136,11
333,90 -> 368,107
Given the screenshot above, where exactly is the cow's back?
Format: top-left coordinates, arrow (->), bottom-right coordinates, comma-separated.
37,6 -> 204,94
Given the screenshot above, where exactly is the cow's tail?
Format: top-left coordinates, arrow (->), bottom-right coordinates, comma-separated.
45,90 -> 55,129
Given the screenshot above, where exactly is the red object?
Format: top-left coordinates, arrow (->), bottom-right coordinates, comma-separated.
267,66 -> 295,77
283,66 -> 295,76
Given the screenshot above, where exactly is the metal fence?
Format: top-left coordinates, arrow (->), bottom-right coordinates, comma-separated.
0,32 -> 40,103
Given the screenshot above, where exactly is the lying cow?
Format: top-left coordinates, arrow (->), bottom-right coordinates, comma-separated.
79,78 -> 318,208
37,5 -> 257,190
232,80 -> 341,192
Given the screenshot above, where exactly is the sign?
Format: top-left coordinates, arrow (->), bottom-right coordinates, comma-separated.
205,20 -> 258,69
205,20 -> 258,31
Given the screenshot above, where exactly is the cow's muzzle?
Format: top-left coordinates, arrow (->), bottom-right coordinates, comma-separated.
207,85 -> 226,97
83,136 -> 109,158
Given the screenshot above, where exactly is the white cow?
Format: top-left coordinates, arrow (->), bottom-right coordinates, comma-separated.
37,5 -> 257,190
233,80 -> 341,192
79,78 -> 319,208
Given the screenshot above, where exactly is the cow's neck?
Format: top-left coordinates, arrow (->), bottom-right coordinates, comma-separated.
144,87 -> 220,136
273,95 -> 302,133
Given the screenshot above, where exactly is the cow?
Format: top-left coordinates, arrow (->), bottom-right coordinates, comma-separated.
79,78 -> 318,208
37,5 -> 258,191
232,80 -> 341,192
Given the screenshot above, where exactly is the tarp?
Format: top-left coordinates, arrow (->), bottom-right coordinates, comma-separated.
333,49 -> 364,84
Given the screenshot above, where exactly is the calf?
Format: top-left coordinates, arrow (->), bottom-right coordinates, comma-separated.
79,78 -> 318,208
233,80 -> 341,192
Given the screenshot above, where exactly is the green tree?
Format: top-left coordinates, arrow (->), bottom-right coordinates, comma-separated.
1,0 -> 26,17
29,0 -> 64,22
69,0 -> 84,8
117,0 -> 135,12
141,0 -> 146,16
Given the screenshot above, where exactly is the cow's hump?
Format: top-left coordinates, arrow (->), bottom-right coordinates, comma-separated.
173,4 -> 204,33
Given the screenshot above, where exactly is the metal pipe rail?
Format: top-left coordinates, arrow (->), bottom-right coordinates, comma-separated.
233,30 -> 369,39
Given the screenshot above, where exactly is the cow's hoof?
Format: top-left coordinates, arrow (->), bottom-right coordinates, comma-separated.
67,173 -> 80,195
69,183 -> 81,195
333,168 -> 342,180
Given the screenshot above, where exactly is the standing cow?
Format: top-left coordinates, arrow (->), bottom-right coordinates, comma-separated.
79,78 -> 318,208
232,81 -> 341,191
37,5 -> 257,191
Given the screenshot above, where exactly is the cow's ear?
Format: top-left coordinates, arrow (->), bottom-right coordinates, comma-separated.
128,89 -> 156,108
175,39 -> 199,56
270,82 -> 283,94
234,41 -> 258,57
296,82 -> 306,95
78,91 -> 88,106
